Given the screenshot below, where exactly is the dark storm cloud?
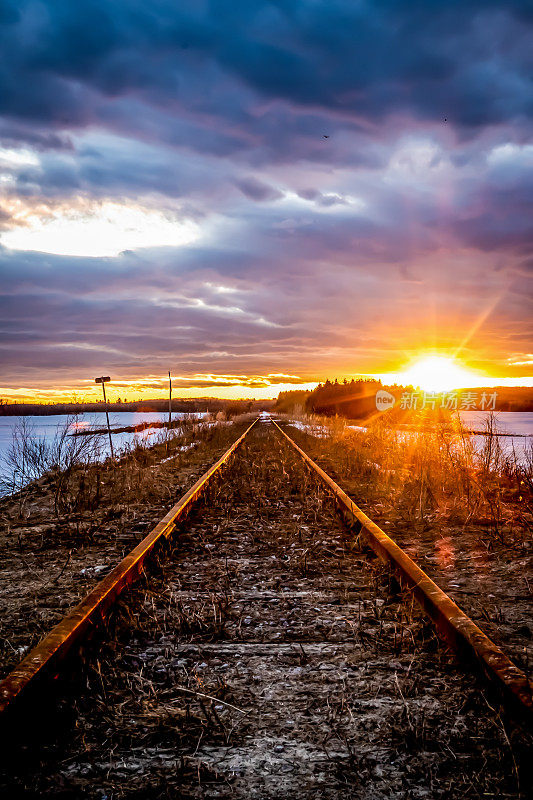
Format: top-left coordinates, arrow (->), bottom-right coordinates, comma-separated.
0,1 -> 531,142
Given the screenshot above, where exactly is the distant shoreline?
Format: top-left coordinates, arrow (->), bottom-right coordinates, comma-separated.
0,398 -> 275,417
70,418 -> 203,437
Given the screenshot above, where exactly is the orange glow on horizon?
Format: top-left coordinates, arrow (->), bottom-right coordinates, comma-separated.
0,377 -> 319,404
1,357 -> 532,405
385,355 -> 483,392
376,354 -> 533,392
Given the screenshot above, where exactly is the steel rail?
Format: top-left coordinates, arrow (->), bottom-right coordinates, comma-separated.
272,418 -> 533,726
0,418 -> 258,717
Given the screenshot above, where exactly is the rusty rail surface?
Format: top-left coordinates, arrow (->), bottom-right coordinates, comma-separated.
272,418 -> 533,726
0,418 -> 258,717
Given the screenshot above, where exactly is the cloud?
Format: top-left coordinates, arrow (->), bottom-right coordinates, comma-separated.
0,2 -> 531,145
235,177 -> 283,202
0,200 -> 200,256
0,1 -> 532,392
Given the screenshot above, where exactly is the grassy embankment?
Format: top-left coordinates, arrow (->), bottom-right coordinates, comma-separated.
285,410 -> 532,544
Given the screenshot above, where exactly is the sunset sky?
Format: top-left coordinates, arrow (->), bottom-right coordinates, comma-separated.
0,1 -> 532,402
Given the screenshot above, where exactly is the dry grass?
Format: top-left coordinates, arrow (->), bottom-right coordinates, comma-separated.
288,411 -> 532,547
3,415 -> 255,520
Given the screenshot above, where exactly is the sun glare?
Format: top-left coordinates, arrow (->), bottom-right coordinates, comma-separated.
398,356 -> 481,392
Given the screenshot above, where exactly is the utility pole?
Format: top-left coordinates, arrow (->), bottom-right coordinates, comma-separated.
168,371 -> 172,429
95,376 -> 114,459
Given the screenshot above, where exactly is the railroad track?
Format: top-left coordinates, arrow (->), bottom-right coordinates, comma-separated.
0,417 -> 531,798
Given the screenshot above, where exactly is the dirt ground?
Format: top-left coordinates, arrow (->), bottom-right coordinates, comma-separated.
0,420 -> 250,679
283,422 -> 533,674
1,422 -> 531,799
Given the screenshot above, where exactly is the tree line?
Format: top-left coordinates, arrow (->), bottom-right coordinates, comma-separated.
276,380 -> 533,418
276,378 -> 385,418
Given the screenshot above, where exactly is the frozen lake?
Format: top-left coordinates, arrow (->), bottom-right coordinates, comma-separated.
0,411 -> 208,493
459,410 -> 533,437
459,410 -> 533,466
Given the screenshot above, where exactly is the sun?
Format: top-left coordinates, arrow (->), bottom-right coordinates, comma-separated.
399,356 -> 480,392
